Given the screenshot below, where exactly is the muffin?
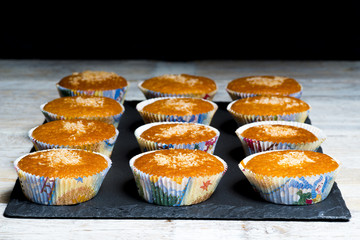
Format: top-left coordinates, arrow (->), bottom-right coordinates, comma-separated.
138,74 -> 218,100
56,70 -> 129,104
134,122 -> 220,153
235,121 -> 326,156
226,75 -> 303,100
14,149 -> 112,205
239,150 -> 340,205
29,119 -> 119,157
227,95 -> 310,125
41,96 -> 124,128
129,149 -> 227,206
136,97 -> 218,125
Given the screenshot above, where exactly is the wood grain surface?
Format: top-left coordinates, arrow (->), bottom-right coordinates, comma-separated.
0,60 -> 359,239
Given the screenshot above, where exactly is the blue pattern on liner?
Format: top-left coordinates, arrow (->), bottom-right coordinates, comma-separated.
56,84 -> 128,104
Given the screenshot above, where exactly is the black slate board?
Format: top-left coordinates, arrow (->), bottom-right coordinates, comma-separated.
4,101 -> 351,221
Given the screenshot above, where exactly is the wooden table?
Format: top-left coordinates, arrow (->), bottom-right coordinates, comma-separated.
0,60 -> 358,239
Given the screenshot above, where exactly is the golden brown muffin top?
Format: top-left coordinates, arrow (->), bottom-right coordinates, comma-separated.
241,124 -> 318,144
141,74 -> 217,95
140,123 -> 217,144
142,98 -> 214,116
230,95 -> 310,116
134,149 -> 224,178
32,119 -> 116,146
227,75 -> 302,95
18,149 -> 109,178
58,70 -> 128,90
244,150 -> 339,177
43,96 -> 123,117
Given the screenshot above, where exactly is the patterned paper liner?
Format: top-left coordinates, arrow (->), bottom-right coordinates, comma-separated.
134,122 -> 220,154
239,150 -> 340,205
28,126 -> 119,157
226,100 -> 310,125
226,84 -> 303,101
129,150 -> 228,206
235,121 -> 326,156
14,149 -> 112,205
56,83 -> 129,104
136,97 -> 218,125
138,81 -> 218,100
40,102 -> 125,128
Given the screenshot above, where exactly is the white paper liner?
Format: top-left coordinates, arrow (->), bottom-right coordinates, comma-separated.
56,83 -> 129,104
14,149 -> 112,205
28,126 -> 119,157
239,150 -> 340,205
134,122 -> 220,154
138,81 -> 218,100
40,102 -> 125,128
136,97 -> 218,125
226,84 -> 303,100
226,99 -> 310,125
129,150 -> 228,206
235,121 -> 326,156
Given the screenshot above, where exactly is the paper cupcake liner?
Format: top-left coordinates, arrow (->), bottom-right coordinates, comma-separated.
235,121 -> 326,156
28,127 -> 119,157
227,100 -> 310,125
56,84 -> 129,104
14,149 -> 112,205
129,151 -> 228,206
239,150 -> 340,205
136,97 -> 218,125
134,122 -> 220,154
226,85 -> 303,100
40,103 -> 124,128
138,81 -> 218,101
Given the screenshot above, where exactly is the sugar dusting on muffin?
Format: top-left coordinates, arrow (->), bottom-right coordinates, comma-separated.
70,71 -> 119,86
152,124 -> 213,139
160,74 -> 200,87
30,149 -> 83,167
246,76 -> 287,87
244,96 -> 301,109
277,151 -> 315,166
152,151 -> 200,168
63,96 -> 105,108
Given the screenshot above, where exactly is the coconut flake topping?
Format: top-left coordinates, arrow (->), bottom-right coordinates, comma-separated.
32,149 -> 83,167
152,152 -> 200,168
160,74 -> 199,87
246,76 -> 287,87
277,151 -> 315,166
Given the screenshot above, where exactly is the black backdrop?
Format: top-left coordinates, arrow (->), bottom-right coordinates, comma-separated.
2,2 -> 360,61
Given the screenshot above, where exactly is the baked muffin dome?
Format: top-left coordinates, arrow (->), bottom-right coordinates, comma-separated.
239,150 -> 340,205
57,70 -> 129,103
29,119 -> 118,157
130,149 -> 227,206
134,122 -> 220,153
227,95 -> 310,125
41,96 -> 124,127
136,97 -> 218,125
139,73 -> 217,100
14,149 -> 111,205
226,75 -> 302,100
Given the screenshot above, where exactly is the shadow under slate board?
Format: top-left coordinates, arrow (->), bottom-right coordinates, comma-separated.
4,101 -> 351,221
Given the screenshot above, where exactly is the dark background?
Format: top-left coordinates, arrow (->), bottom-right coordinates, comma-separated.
2,3 -> 359,61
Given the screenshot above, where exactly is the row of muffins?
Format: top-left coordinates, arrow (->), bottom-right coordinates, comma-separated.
14,71 -> 340,207
223,76 -> 339,205
15,71 -> 129,205
133,75 -> 225,206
